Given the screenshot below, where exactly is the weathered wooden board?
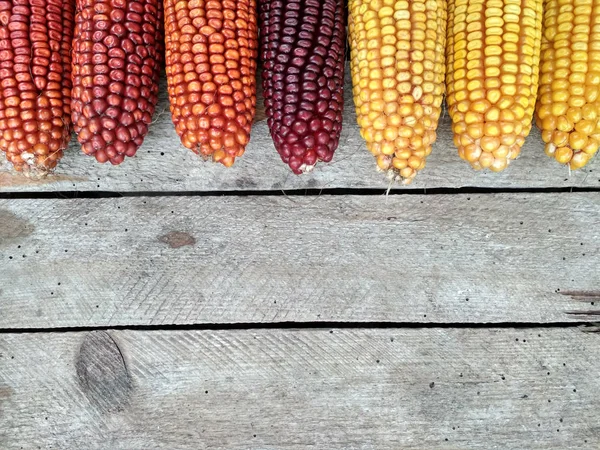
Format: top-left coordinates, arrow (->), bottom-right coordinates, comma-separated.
1,69 -> 598,193
0,328 -> 598,449
1,194 -> 598,328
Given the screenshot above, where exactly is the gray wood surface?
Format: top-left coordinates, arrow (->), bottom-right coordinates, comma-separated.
1,69 -> 598,193
1,193 -> 599,328
1,328 -> 598,449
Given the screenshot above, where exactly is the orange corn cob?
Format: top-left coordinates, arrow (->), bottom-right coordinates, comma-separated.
164,0 -> 258,167
0,0 -> 74,175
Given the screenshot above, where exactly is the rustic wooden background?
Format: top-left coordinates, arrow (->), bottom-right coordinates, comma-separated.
1,69 -> 599,449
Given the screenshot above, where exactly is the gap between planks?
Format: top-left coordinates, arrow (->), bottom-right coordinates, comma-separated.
1,321 -> 599,335
2,184 -> 600,200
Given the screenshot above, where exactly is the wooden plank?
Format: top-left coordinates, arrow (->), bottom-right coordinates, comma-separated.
1,69 -> 599,193
1,328 -> 598,449
1,193 -> 599,328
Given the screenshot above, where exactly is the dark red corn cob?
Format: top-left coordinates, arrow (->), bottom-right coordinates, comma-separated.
71,0 -> 163,165
260,0 -> 345,174
0,0 -> 74,175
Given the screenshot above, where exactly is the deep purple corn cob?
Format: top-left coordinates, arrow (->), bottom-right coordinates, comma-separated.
260,0 -> 345,174
70,0 -> 163,165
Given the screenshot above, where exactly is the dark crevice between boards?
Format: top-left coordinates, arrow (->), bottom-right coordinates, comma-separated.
2,185 -> 600,199
0,320 -> 598,335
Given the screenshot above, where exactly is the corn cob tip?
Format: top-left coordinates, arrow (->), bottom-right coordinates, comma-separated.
542,141 -> 595,171
453,132 -> 524,173
7,151 -> 60,178
1,147 -> 64,178
384,166 -> 418,186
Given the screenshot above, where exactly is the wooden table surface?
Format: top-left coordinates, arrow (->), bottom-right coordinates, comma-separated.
1,71 -> 599,449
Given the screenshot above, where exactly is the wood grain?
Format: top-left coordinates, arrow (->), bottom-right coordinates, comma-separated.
1,193 -> 598,328
1,68 -> 598,193
1,328 -> 598,449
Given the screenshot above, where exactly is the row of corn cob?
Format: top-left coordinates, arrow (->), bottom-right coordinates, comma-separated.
0,0 -> 598,182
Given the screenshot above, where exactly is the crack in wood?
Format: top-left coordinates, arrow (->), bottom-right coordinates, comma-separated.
560,290 -> 600,319
560,290 -> 600,300
566,310 -> 600,316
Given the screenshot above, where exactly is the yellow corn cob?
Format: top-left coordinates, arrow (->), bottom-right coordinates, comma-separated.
535,0 -> 600,170
349,0 -> 447,184
446,0 -> 543,172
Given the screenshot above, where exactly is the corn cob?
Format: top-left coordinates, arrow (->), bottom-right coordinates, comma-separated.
535,0 -> 600,170
446,0 -> 543,172
165,0 -> 258,167
260,0 -> 346,174
71,0 -> 163,165
0,0 -> 74,175
349,0 -> 447,184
